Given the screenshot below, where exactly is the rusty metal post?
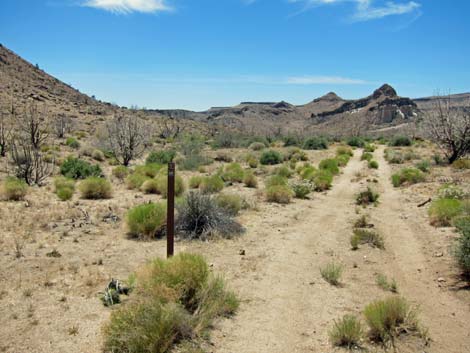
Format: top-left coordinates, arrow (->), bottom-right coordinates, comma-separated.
167,162 -> 175,258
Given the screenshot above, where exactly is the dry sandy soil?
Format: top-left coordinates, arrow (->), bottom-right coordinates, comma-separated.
0,145 -> 469,353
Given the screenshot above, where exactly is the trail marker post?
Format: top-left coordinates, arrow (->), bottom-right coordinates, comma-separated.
167,162 -> 175,258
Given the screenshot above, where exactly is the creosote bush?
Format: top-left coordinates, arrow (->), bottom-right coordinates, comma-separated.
126,202 -> 167,240
102,253 -> 238,353
329,314 -> 363,348
351,229 -> 384,250
391,168 -> 425,187
428,198 -> 462,227
260,150 -> 282,165
266,184 -> 293,204
1,177 -> 28,201
320,262 -> 343,286
176,191 -> 244,239
200,175 -> 224,194
79,177 -> 112,199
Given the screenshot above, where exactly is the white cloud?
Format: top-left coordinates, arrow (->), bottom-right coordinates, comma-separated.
83,0 -> 171,14
285,75 -> 368,85
288,0 -> 421,21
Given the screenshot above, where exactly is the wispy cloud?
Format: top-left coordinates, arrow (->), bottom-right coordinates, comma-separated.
82,0 -> 171,14
288,0 -> 421,21
286,75 -> 368,85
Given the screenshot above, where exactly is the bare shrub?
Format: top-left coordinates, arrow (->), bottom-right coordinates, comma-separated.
53,114 -> 73,138
15,103 -> 49,150
0,110 -> 13,157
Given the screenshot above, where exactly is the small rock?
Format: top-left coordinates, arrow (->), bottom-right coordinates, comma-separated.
239,249 -> 245,256
434,252 -> 444,257
437,277 -> 446,282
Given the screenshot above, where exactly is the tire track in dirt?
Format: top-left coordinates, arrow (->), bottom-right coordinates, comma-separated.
372,146 -> 470,353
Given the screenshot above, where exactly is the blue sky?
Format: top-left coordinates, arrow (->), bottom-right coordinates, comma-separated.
1,0 -> 469,110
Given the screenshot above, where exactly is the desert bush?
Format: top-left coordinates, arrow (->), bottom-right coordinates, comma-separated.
389,136 -> 412,147
176,192 -> 244,239
266,185 -> 293,204
453,218 -> 470,276
246,155 -> 258,168
290,180 -> 313,199
200,175 -> 224,194
179,154 -> 212,171
415,160 -> 431,173
452,158 -> 470,169
66,137 -> 80,149
60,157 -> 103,179
361,152 -> 373,162
265,175 -> 288,188
312,170 -> 333,191
336,154 -> 350,167
329,314 -> 363,348
260,150 -> 282,165
135,163 -> 163,178
302,137 -> 328,150
102,253 -> 238,353
112,166 -> 129,180
376,274 -> 398,293
428,198 -> 462,227
214,152 -> 233,163
92,149 -> 105,161
126,173 -> 149,190
320,262 -> 343,285
249,142 -> 265,151
79,177 -> 112,199
353,214 -> 369,228
391,168 -> 425,187
356,187 -> 379,206
336,146 -> 353,156
146,150 -> 176,165
364,143 -> 376,152
351,229 -> 384,250
221,163 -> 244,183
215,194 -> 243,216
438,184 -> 466,200
141,179 -> 160,194
126,202 -> 167,239
299,165 -> 316,180
363,296 -> 420,343
347,136 -> 365,148
274,165 -> 292,178
1,177 -> 28,201
243,171 -> 258,188
403,150 -> 420,161
384,149 -> 404,164
283,135 -> 301,147
368,160 -> 379,169
189,175 -> 204,189
319,159 -> 339,175
156,175 -> 185,198
54,176 -> 75,201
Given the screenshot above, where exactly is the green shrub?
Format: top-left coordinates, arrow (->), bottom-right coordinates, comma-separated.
54,177 -> 75,201
176,192 -> 244,239
368,160 -> 379,169
221,163 -> 244,183
428,198 -> 462,227
112,166 -> 129,180
376,273 -> 398,293
60,157 -> 103,179
438,184 -> 465,200
135,163 -> 163,178
146,150 -> 176,165
249,142 -> 265,151
312,170 -> 333,191
329,315 -> 363,348
57,187 -> 74,201
302,137 -> 328,150
361,152 -> 373,162
336,146 -> 353,156
266,185 -> 293,204
260,150 -> 283,165
299,165 -> 316,180
384,149 -> 404,164
126,202 -> 167,239
353,215 -> 369,229
391,168 -> 425,187
415,160 -> 431,173
389,136 -> 412,147
364,144 -> 376,152
453,218 -> 470,276
79,177 -> 112,199
189,175 -> 204,189
347,136 -> 365,148
1,177 -> 28,201
200,175 -> 224,194
65,137 -> 80,149
283,135 -> 301,147
320,262 -> 343,285
265,175 -> 288,188
247,155 -> 258,168
363,296 -> 419,343
319,159 -> 339,175
156,175 -> 185,198
141,179 -> 161,194
178,154 -> 212,171
356,187 -> 379,206
452,158 -> 470,169
126,173 -> 149,190
215,194 -> 243,216
336,154 -> 351,167
351,229 -> 384,250
243,171 -> 258,188
290,180 -> 313,199
274,165 -> 292,178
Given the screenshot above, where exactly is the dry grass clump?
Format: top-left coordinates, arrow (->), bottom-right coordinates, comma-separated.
112,166 -> 129,180
391,168 -> 425,187
351,229 -> 384,250
428,198 -> 464,227
452,158 -> 470,169
156,175 -> 185,198
221,163 -> 244,183
141,179 -> 160,194
453,217 -> 470,277
189,175 -> 204,189
243,171 -> 258,188
1,177 -> 28,201
311,170 -> 333,191
102,253 -> 238,353
356,187 -> 379,206
126,202 -> 167,240
54,176 -> 75,201
79,177 -> 112,199
215,194 -> 243,216
126,173 -> 149,190
320,262 -> 343,286
266,185 -> 293,204
329,314 -> 363,348
376,273 -> 398,293
200,175 -> 224,194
